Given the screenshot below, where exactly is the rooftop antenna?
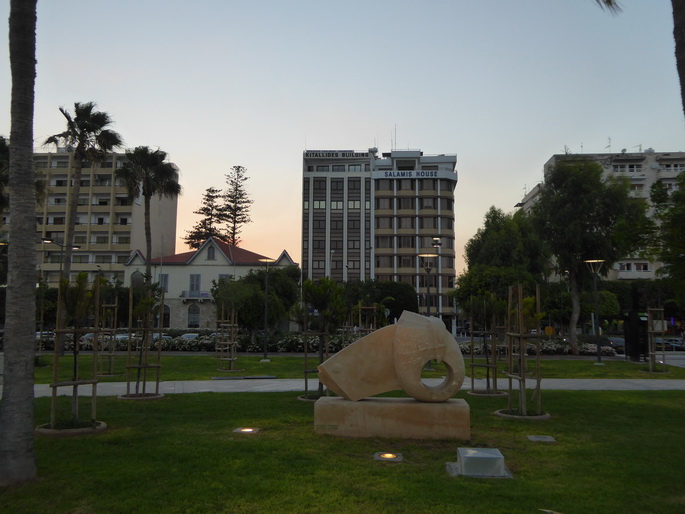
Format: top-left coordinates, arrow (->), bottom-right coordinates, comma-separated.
633,144 -> 642,152
606,137 -> 612,153
581,142 -> 584,153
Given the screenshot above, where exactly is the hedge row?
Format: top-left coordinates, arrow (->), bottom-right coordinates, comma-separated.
25,333 -> 617,357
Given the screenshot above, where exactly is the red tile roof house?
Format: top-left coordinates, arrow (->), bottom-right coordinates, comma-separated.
124,237 -> 296,330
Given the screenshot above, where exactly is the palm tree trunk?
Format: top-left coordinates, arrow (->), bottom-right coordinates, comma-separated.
144,194 -> 152,284
568,271 -> 581,356
63,157 -> 82,279
673,0 -> 685,120
0,0 -> 38,486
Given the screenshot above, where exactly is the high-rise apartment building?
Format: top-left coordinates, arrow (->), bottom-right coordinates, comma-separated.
519,149 -> 685,280
302,148 -> 458,320
1,150 -> 178,286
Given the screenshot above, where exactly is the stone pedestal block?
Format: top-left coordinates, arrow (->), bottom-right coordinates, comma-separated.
454,447 -> 511,478
314,397 -> 470,440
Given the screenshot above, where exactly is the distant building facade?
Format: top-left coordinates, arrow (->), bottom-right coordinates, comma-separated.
0,149 -> 178,287
518,150 -> 685,280
301,148 -> 458,321
124,237 -> 297,330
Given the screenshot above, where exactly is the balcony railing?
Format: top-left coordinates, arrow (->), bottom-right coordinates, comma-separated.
180,290 -> 211,299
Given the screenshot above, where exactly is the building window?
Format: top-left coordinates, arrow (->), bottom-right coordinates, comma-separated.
313,220 -> 326,229
376,236 -> 393,248
376,198 -> 392,210
316,165 -> 329,172
313,240 -> 326,249
332,165 -> 345,172
348,240 -> 360,249
376,255 -> 392,267
188,303 -> 200,328
635,263 -> 649,272
348,164 -> 361,172
159,273 -> 168,292
348,219 -> 360,229
440,198 -> 453,210
330,201 -> 343,210
398,217 -> 415,229
331,220 -> 343,230
399,198 -> 415,210
190,274 -> 201,293
348,200 -> 361,209
313,200 -> 326,209
207,246 -> 216,260
331,240 -> 343,250
399,255 -> 415,268
420,198 -> 435,209
376,179 -> 392,191
398,179 -> 414,190
376,217 -> 392,229
95,255 -> 111,264
420,218 -> 436,229
398,236 -> 414,248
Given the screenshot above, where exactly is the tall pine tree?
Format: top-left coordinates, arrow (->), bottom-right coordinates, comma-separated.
223,165 -> 253,246
184,186 -> 226,249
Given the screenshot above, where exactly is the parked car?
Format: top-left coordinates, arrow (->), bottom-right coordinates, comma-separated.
655,337 -> 684,351
180,333 -> 200,340
152,333 -> 172,341
605,336 -> 625,354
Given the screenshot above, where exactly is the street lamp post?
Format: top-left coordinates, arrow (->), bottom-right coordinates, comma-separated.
259,258 -> 275,362
584,259 -> 605,366
418,253 -> 438,316
431,237 -> 442,316
43,238 -> 80,281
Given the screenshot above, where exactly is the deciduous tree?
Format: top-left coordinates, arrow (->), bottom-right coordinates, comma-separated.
532,157 -> 649,354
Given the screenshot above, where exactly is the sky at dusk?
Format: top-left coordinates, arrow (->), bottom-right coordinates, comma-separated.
2,1 -> 684,274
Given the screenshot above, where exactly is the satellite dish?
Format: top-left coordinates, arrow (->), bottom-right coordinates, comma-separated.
621,148 -> 627,153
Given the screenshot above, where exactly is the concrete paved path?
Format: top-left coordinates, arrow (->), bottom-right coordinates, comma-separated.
19,375 -> 685,399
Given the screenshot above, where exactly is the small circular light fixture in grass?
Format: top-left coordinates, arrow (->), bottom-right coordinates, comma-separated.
374,452 -> 403,462
233,427 -> 260,434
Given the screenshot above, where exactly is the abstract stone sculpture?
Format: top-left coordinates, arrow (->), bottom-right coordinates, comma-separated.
318,311 -> 465,402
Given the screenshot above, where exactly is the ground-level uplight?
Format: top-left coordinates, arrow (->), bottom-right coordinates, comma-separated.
374,452 -> 403,462
233,427 -> 261,434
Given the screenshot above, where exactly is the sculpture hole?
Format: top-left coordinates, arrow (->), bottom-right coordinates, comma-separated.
420,359 -> 452,389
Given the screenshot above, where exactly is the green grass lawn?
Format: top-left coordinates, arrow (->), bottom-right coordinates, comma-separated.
33,353 -> 685,383
2,390 -> 684,513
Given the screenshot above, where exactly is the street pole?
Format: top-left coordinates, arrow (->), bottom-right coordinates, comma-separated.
585,259 -> 605,366
259,258 -> 275,362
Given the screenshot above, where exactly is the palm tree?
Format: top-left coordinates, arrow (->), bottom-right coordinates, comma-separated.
0,136 -> 9,213
595,1 -> 685,121
0,0 -> 38,486
44,102 -> 122,280
116,146 -> 181,283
